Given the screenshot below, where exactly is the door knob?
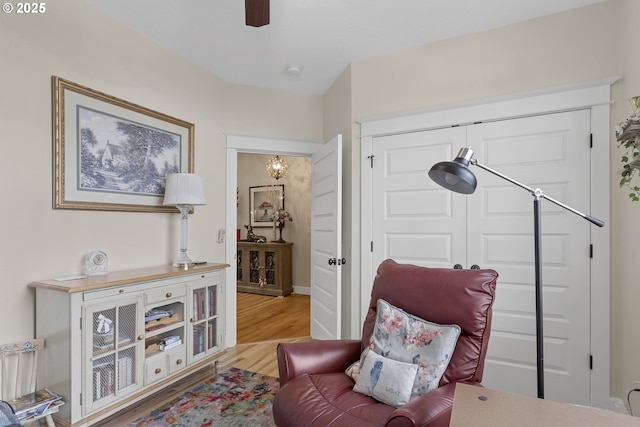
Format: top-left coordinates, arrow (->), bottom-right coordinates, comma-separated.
454,264 -> 463,269
337,258 -> 346,265
328,258 -> 336,265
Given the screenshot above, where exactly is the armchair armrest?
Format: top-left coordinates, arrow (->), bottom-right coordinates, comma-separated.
386,382 -> 478,427
277,339 -> 362,386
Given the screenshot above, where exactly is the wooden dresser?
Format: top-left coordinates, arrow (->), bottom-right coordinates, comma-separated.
236,241 -> 293,297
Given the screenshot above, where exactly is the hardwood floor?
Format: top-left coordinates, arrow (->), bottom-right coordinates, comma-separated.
237,292 -> 310,343
94,292 -> 310,426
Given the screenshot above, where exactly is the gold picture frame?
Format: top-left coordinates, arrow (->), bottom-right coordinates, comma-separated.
52,76 -> 194,212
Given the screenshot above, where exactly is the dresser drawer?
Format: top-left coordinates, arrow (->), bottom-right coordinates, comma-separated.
144,354 -> 167,385
144,345 -> 186,384
145,285 -> 186,305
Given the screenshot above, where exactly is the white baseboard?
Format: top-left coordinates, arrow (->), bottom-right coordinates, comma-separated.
293,285 -> 310,295
611,397 -> 630,415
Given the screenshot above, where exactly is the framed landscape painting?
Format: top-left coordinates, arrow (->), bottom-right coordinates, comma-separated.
52,76 -> 194,212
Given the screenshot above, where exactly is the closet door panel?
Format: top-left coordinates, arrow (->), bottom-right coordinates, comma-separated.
467,110 -> 592,404
371,127 -> 467,271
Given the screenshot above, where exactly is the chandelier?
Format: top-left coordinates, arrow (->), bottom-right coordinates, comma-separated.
266,155 -> 288,180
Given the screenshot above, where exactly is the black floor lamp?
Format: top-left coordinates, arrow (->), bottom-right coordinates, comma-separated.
428,147 -> 604,399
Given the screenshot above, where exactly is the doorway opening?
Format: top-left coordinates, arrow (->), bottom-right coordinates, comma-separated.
225,135 -> 322,347
236,152 -> 311,344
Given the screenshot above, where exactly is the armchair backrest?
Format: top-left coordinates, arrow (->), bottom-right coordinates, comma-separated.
362,259 -> 498,385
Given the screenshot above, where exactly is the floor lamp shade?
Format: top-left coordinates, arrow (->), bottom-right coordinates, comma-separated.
163,173 -> 206,268
428,147 -> 477,194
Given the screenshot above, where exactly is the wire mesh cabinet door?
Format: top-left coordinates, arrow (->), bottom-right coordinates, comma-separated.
82,295 -> 144,415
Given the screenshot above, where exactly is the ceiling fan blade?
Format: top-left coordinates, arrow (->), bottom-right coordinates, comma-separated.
245,0 -> 270,27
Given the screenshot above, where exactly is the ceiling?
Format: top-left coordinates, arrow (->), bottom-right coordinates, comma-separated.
87,0 -> 603,95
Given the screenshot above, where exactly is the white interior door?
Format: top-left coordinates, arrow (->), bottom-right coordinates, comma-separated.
310,135 -> 343,340
467,111 -> 591,404
370,110 -> 592,405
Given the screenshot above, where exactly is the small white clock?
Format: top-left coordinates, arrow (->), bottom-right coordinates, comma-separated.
84,250 -> 109,276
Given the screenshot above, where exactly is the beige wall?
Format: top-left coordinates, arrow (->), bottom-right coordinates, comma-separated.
351,1 -> 620,119
0,0 -> 321,343
236,153 -> 312,288
615,0 -> 640,406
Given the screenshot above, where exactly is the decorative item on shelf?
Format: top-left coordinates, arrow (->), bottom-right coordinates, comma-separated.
265,155 -> 288,180
244,225 -> 267,243
84,250 -> 108,276
270,209 -> 293,243
615,96 -> 640,201
95,314 -> 112,334
163,173 -> 206,268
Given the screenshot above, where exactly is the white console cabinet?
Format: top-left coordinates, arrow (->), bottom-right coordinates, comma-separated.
29,263 -> 228,427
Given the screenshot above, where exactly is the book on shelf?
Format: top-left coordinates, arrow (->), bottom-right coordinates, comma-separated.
93,334 -> 133,350
6,388 -> 64,421
208,322 -> 215,348
159,339 -> 182,351
194,289 -> 206,320
117,356 -> 133,389
160,335 -> 181,346
209,287 -> 217,316
145,308 -> 173,323
193,326 -> 205,354
93,361 -> 115,400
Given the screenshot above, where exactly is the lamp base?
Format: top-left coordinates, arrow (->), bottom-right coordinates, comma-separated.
172,261 -> 193,270
172,250 -> 193,270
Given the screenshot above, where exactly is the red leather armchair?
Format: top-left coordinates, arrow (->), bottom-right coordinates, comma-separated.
273,259 -> 498,427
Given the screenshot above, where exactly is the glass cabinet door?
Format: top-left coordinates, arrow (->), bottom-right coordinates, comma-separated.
188,273 -> 223,364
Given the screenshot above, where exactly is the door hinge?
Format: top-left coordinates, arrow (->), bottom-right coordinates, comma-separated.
590,244 -> 593,258
80,317 -> 82,330
370,241 -> 373,252
590,354 -> 593,370
590,133 -> 593,148
367,155 -> 374,168
80,392 -> 82,405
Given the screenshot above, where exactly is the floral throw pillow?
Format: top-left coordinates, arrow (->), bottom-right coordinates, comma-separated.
353,350 -> 418,407
371,299 -> 461,396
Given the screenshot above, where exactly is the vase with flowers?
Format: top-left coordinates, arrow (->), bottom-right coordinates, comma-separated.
270,209 -> 293,243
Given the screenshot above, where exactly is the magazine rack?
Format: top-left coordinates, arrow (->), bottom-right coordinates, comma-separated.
0,339 -> 61,427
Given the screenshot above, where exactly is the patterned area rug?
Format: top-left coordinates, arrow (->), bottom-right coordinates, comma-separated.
127,368 -> 279,427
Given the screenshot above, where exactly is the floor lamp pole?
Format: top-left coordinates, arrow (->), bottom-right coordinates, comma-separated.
471,161 -> 604,400
533,197 -> 544,399
429,148 -> 604,400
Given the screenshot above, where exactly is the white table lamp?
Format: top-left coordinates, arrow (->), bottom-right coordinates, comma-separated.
163,173 -> 206,268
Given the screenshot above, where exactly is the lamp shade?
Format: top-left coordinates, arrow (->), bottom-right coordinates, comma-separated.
163,173 -> 206,206
428,147 -> 478,194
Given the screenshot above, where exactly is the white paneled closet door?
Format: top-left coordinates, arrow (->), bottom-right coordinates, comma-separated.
371,109 -> 592,404
467,110 -> 591,404
371,127 -> 467,270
